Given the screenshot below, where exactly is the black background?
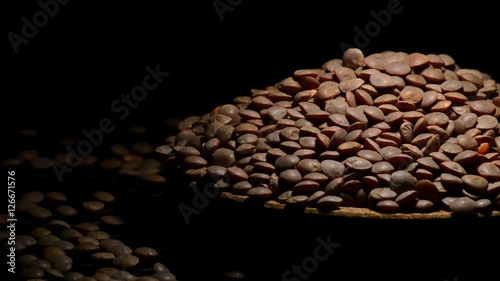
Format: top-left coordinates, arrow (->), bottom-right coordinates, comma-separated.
3,1 -> 500,280
3,0 -> 499,141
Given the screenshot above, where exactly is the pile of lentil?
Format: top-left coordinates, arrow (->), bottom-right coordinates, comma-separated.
159,48 -> 500,215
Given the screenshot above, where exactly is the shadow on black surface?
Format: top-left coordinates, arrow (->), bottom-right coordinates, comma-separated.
4,126 -> 500,281
127,177 -> 500,281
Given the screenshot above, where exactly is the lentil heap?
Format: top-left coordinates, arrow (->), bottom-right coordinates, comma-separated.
159,48 -> 500,215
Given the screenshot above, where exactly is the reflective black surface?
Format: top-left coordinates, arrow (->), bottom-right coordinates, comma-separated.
3,1 -> 500,280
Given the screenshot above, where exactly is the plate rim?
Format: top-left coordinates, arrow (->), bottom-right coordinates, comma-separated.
219,191 -> 500,220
